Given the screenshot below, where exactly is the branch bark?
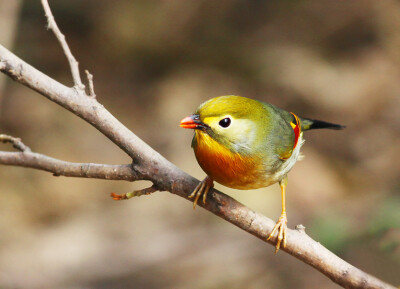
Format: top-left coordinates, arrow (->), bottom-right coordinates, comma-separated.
0,150 -> 137,181
41,0 -> 84,92
0,134 -> 32,152
0,3 -> 396,289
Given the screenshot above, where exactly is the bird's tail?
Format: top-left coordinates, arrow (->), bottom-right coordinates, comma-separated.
300,117 -> 345,131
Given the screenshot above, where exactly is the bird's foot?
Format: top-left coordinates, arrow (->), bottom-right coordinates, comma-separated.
188,176 -> 214,209
267,212 -> 287,253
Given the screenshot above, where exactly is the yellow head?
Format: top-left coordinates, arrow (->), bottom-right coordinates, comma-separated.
180,95 -> 273,189
182,95 -> 271,154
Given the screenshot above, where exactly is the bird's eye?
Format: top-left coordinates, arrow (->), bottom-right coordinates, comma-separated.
219,117 -> 231,128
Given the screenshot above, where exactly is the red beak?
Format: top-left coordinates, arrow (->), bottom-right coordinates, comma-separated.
180,115 -> 197,129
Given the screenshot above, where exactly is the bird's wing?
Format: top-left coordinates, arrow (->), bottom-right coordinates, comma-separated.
261,103 -> 297,161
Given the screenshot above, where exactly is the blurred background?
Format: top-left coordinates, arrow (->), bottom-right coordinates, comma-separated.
0,0 -> 399,288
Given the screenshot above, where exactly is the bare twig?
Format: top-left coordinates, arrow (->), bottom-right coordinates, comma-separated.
85,70 -> 96,98
0,134 -> 31,152
0,44 -> 395,289
41,0 -> 85,92
0,149 -> 139,181
111,185 -> 158,200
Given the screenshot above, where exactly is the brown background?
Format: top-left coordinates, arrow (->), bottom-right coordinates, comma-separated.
0,1 -> 399,288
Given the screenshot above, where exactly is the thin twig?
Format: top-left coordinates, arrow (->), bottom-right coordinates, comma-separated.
0,134 -> 31,152
85,70 -> 96,98
111,185 -> 158,200
41,0 -> 85,92
0,149 -> 139,181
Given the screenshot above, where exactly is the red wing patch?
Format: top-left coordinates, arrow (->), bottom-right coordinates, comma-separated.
290,112 -> 301,151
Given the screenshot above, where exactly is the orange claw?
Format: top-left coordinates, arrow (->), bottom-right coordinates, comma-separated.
110,192 -> 128,200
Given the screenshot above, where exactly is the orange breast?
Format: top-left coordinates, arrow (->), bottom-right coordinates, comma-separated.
193,132 -> 267,189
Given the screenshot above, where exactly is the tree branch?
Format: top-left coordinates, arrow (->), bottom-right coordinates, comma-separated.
0,145 -> 138,181
0,3 -> 396,289
41,0 -> 85,92
85,69 -> 96,98
0,134 -> 32,152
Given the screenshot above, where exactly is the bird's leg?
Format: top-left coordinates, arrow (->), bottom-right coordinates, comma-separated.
189,176 -> 214,209
267,177 -> 288,253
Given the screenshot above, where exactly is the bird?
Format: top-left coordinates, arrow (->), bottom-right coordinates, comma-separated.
180,95 -> 345,252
